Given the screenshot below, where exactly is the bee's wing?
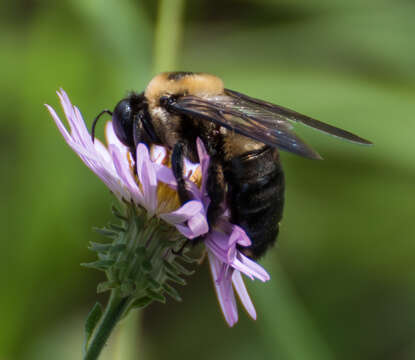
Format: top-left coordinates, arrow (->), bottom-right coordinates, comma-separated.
167,95 -> 324,159
167,90 -> 371,159
225,89 -> 372,145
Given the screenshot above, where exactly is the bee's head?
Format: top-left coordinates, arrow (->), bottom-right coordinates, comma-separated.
92,92 -> 159,149
111,95 -> 140,148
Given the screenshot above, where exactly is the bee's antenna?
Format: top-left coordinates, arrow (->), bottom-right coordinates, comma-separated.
91,109 -> 112,143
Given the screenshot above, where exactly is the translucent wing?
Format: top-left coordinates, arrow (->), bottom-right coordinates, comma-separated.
165,96 -> 320,159
164,90 -> 371,159
225,89 -> 372,145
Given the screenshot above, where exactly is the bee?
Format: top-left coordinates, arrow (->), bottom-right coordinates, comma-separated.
92,71 -> 371,259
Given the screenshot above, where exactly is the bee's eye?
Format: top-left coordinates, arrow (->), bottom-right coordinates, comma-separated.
113,99 -> 135,147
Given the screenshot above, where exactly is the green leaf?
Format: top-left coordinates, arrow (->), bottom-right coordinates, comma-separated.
146,277 -> 162,291
81,259 -> 115,271
133,214 -> 146,229
93,227 -> 119,238
163,283 -> 182,302
97,281 -> 119,293
120,281 -> 135,296
164,260 -> 194,276
166,270 -> 186,286
135,246 -> 147,258
84,302 -> 103,353
113,260 -> 129,270
109,243 -> 127,255
141,259 -> 153,273
180,254 -> 197,264
89,242 -> 113,253
109,224 -> 126,232
129,296 -> 153,310
111,205 -> 127,220
147,290 -> 166,304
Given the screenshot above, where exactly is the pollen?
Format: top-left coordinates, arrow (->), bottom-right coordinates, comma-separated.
157,184 -> 181,213
156,161 -> 203,214
189,166 -> 202,187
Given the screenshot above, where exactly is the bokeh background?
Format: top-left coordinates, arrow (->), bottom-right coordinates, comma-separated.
1,0 -> 415,359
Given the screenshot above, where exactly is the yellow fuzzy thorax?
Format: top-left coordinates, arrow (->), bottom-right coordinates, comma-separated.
145,72 -> 224,107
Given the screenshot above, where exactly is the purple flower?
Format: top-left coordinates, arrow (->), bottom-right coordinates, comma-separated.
155,139 -> 270,326
45,89 -> 208,239
193,140 -> 270,326
46,89 -> 270,327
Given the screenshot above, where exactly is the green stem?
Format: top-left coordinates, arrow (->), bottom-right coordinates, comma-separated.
153,0 -> 186,73
84,290 -> 130,360
112,309 -> 141,360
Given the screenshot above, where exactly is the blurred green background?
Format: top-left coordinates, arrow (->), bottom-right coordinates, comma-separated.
1,0 -> 415,359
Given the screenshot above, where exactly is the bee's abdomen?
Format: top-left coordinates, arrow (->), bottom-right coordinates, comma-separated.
225,147 -> 284,258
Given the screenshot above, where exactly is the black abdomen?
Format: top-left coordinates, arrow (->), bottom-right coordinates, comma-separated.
224,146 -> 284,258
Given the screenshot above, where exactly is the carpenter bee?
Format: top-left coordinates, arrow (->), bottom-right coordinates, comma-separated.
92,72 -> 371,259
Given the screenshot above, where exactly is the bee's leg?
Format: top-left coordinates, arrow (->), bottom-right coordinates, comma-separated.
172,141 -> 191,204
206,157 -> 226,225
130,118 -> 144,174
172,144 -> 225,245
171,142 -> 192,256
133,116 -> 142,149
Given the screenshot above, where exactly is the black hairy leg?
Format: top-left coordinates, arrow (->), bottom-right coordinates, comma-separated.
206,156 -> 226,226
187,158 -> 226,248
132,114 -> 142,148
172,142 -> 191,204
130,117 -> 142,173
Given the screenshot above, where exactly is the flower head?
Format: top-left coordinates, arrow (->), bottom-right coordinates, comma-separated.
46,89 -> 270,327
46,89 -> 208,238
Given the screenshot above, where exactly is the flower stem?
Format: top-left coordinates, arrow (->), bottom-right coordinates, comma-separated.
112,308 -> 141,360
84,290 -> 131,360
153,0 -> 186,73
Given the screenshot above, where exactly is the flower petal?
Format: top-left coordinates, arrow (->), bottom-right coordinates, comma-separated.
230,225 -> 251,247
159,200 -> 203,224
58,90 -> 91,151
45,104 -> 72,144
109,144 -> 143,204
233,255 -> 270,282
196,138 -> 210,194
232,271 -> 257,320
56,90 -> 78,137
74,105 -> 95,151
169,209 -> 208,239
155,164 -> 203,204
187,212 -> 209,237
185,180 -> 204,202
183,158 -> 199,177
136,144 -> 158,214
154,163 -> 177,187
175,224 -> 197,238
150,145 -> 168,163
47,99 -> 129,200
208,251 -> 238,327
105,121 -> 129,153
205,232 -> 230,261
93,138 -> 112,164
